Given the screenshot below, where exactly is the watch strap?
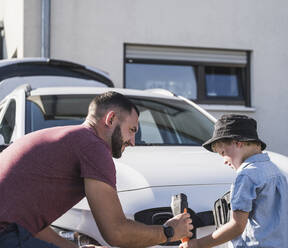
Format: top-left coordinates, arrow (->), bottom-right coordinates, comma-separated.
162,223 -> 174,245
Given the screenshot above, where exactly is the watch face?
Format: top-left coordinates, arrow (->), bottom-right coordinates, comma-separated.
164,225 -> 174,238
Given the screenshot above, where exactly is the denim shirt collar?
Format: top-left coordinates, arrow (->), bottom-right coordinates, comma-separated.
237,152 -> 270,173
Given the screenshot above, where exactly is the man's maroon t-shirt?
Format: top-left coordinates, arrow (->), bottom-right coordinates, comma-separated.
0,124 -> 116,235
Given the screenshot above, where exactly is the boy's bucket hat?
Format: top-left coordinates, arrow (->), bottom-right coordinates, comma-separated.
203,114 -> 266,152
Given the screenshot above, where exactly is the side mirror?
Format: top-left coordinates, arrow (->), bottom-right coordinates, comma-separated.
0,134 -> 9,152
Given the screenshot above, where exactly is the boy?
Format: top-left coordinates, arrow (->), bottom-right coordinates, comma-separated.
180,114 -> 288,248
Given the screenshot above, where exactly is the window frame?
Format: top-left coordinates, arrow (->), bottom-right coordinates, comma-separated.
0,22 -> 3,59
124,44 -> 251,106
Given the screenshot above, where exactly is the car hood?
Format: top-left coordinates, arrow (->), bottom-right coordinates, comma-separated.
115,146 -> 236,192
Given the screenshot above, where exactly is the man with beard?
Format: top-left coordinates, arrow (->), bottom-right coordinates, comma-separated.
0,91 -> 193,248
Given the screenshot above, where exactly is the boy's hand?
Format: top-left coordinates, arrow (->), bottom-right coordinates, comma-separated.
179,239 -> 198,248
179,241 -> 189,248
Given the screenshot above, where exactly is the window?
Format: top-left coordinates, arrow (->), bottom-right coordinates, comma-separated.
0,21 -> 3,59
132,97 -> 214,145
26,94 -> 214,146
126,63 -> 197,100
0,100 -> 16,144
124,45 -> 250,106
25,96 -> 86,134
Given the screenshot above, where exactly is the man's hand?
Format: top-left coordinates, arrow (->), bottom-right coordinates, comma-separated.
164,212 -> 193,242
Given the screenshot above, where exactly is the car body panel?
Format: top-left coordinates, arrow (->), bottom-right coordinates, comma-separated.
117,147 -> 235,190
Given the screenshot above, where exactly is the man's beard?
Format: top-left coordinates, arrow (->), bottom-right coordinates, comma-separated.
111,124 -> 124,158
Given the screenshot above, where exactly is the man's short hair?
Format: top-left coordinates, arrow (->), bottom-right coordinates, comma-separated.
88,91 -> 139,120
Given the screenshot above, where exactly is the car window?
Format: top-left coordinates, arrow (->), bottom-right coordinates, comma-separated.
25,98 -> 84,134
138,109 -> 163,143
132,97 -> 214,145
0,99 -> 16,144
26,94 -> 214,146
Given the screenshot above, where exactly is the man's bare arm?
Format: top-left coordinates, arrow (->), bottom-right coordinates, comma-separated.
84,178 -> 192,248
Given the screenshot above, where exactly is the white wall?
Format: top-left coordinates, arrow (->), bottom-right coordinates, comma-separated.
1,0 -> 288,155
0,0 -> 24,57
0,0 -> 4,19
51,0 -> 288,156
23,0 -> 41,57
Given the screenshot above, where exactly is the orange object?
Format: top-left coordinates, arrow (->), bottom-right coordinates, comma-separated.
181,208 -> 190,243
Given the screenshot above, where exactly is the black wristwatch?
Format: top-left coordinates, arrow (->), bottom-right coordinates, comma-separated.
162,223 -> 174,244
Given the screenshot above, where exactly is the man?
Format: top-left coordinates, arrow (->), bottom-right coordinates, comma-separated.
0,91 -> 193,248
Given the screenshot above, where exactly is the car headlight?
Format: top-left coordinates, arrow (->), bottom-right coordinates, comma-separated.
52,226 -> 101,247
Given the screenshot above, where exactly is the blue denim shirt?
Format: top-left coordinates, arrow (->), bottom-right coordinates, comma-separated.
230,153 -> 288,247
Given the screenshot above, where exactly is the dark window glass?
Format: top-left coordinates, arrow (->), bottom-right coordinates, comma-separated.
25,97 -> 86,134
205,67 -> 243,98
0,25 -> 3,59
132,97 -> 214,145
126,63 -> 197,100
124,48 -> 250,106
0,100 -> 16,144
26,95 -> 214,146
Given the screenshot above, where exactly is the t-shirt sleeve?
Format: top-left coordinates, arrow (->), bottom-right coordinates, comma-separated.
78,141 -> 116,189
230,174 -> 257,212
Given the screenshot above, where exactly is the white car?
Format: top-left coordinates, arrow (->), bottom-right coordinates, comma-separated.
1,85 -> 288,248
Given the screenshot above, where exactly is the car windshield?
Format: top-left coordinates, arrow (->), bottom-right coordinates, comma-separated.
26,94 -> 214,146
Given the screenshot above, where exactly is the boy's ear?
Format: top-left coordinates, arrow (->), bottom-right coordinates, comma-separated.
105,111 -> 116,127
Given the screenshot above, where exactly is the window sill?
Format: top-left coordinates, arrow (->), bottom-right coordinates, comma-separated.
199,104 -> 256,112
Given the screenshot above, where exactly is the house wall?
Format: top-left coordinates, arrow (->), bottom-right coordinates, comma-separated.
23,0 -> 41,57
1,0 -> 288,155
0,0 -> 24,57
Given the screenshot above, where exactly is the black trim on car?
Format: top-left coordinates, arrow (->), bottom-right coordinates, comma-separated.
0,144 -> 9,152
134,207 -> 214,246
0,24 -> 3,59
0,59 -> 114,87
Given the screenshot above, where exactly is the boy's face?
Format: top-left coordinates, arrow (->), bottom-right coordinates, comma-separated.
212,140 -> 242,170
